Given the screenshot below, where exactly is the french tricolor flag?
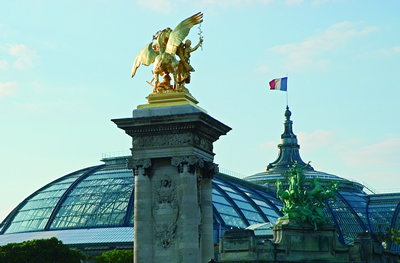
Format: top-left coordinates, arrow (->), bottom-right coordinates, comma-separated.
269,77 -> 288,91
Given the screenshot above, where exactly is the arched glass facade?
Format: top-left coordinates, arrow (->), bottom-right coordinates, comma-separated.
1,157 -> 400,253
1,107 -> 400,254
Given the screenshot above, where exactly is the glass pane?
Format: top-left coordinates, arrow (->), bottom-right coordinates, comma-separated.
214,203 -> 240,217
241,210 -> 265,223
4,171 -> 85,234
212,193 -> 230,205
50,167 -> 133,230
220,214 -> 247,229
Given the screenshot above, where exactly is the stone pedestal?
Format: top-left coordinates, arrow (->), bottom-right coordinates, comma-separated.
271,218 -> 350,262
137,89 -> 205,112
218,219 -> 400,263
219,229 -> 258,262
112,105 -> 231,263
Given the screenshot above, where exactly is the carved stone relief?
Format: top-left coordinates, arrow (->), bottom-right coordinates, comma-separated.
155,223 -> 177,250
132,133 -> 213,152
153,174 -> 179,249
154,174 -> 177,207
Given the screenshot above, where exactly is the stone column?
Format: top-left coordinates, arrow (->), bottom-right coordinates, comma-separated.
112,105 -> 231,263
180,162 -> 200,262
128,158 -> 152,263
200,163 -> 217,262
170,156 -> 206,263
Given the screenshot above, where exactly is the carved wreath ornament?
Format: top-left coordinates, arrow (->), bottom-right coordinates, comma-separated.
153,174 -> 178,249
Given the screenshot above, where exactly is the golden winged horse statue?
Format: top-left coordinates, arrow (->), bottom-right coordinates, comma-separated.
131,12 -> 203,94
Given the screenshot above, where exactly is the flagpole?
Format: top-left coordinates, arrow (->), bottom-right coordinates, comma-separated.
269,75 -> 289,108
286,87 -> 289,107
286,74 -> 289,107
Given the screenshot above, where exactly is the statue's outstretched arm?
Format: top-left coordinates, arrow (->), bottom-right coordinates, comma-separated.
190,37 -> 203,53
166,12 -> 203,55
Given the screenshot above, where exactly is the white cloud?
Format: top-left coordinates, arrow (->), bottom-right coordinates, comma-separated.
274,129 -> 400,190
379,46 -> 400,55
292,130 -> 400,168
8,44 -> 38,69
137,0 -> 174,13
296,130 -> 400,169
137,0 -> 274,12
259,130 -> 339,153
31,80 -> 46,92
25,103 -> 39,109
260,140 -> 277,150
286,0 -> 303,5
256,65 -> 271,73
260,129 -> 339,153
297,130 -> 336,153
197,0 -> 274,8
312,0 -> 342,6
0,60 -> 8,69
0,81 -> 18,98
269,22 -> 378,71
295,130 -> 369,168
341,138 -> 400,167
356,171 -> 400,192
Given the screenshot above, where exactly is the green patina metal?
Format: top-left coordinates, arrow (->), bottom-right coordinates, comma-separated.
276,162 -> 339,230
391,228 -> 400,245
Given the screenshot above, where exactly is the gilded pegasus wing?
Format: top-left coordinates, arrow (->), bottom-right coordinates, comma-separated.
131,43 -> 159,77
165,12 -> 203,55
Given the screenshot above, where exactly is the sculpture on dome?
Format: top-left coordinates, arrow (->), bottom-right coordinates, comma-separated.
131,12 -> 203,94
276,162 -> 339,230
391,227 -> 400,245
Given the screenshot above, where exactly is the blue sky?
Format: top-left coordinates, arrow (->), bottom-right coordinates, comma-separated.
1,0 -> 399,221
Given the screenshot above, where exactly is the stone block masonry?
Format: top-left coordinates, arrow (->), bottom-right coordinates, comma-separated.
112,105 -> 231,263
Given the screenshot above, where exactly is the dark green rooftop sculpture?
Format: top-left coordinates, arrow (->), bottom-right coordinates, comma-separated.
276,162 -> 338,230
391,227 -> 400,245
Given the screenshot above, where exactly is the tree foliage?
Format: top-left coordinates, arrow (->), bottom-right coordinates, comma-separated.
0,237 -> 86,263
94,249 -> 133,263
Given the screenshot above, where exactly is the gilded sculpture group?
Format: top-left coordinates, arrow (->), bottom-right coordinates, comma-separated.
276,163 -> 339,230
131,12 -> 203,93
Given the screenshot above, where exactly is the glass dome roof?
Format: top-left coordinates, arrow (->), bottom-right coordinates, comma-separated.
2,163 -> 134,234
0,157 -> 284,243
0,156 -> 399,253
1,107 -> 400,253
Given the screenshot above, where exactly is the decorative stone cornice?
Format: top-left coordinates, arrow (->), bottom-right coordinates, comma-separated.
127,124 -> 196,135
171,156 -> 218,179
111,106 -> 231,148
127,158 -> 152,176
171,155 -> 204,173
132,133 -> 213,152
203,162 -> 219,179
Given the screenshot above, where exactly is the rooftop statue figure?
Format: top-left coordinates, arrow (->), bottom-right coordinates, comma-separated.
276,163 -> 339,230
131,12 -> 203,94
391,227 -> 400,245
